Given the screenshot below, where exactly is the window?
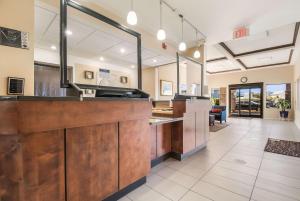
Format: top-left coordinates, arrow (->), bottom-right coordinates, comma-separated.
266,84 -> 291,108
211,88 -> 220,105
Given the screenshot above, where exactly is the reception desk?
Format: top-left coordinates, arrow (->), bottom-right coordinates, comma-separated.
0,96 -> 209,201
150,98 -> 210,164
0,97 -> 152,201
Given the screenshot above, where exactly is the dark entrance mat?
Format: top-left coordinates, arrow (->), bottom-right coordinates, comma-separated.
209,122 -> 229,132
264,138 -> 300,158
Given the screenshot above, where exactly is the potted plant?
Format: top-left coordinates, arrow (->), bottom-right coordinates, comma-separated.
275,98 -> 291,119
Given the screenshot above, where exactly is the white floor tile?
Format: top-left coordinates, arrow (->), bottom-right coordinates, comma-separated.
179,191 -> 212,201
191,181 -> 249,201
147,174 -> 188,201
202,173 -> 253,197
209,166 -> 256,186
127,185 -> 170,201
252,187 -> 298,201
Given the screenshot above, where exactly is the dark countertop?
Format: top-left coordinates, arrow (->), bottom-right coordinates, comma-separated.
0,96 -> 150,101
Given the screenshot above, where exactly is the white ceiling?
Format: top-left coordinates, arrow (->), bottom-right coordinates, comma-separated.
87,0 -> 300,45
240,48 -> 292,68
224,23 -> 295,54
206,22 -> 298,73
207,59 -> 240,73
35,4 -> 176,68
35,0 -> 300,74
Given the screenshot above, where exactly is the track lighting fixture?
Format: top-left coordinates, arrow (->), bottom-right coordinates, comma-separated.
157,0 -> 166,41
178,15 -> 186,51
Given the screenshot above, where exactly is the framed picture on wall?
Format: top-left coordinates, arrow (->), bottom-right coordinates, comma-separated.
120,76 -> 128,84
160,80 -> 173,96
7,77 -> 25,95
84,71 -> 94,79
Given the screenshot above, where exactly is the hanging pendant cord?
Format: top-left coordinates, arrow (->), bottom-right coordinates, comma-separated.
159,0 -> 162,28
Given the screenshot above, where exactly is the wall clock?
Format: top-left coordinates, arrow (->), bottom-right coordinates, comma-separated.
240,77 -> 248,83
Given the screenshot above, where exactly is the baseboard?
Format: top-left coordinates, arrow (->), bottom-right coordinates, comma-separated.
151,153 -> 171,168
103,177 -> 146,201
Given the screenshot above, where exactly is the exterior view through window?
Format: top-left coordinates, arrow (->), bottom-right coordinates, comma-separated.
266,84 -> 291,108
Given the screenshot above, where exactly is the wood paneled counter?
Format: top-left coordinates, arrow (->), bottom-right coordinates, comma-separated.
150,98 -> 210,163
0,97 -> 152,201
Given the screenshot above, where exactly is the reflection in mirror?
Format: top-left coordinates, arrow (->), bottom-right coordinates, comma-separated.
178,55 -> 203,96
66,1 -> 138,89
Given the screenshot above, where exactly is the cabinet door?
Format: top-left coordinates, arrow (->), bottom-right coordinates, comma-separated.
1,130 -> 65,201
119,119 -> 150,189
66,124 -> 118,201
157,123 -> 172,157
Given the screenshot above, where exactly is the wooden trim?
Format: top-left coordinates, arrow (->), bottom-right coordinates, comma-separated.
220,22 -> 299,58
206,57 -> 227,63
206,69 -> 241,74
238,49 -> 294,69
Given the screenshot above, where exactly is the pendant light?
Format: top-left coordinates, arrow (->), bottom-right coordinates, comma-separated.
157,0 -> 166,41
127,0 -> 137,25
178,15 -> 186,51
193,30 -> 201,59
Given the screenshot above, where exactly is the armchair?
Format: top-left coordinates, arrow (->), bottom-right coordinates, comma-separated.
210,106 -> 227,124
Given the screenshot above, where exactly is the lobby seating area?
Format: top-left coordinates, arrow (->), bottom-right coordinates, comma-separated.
210,106 -> 227,124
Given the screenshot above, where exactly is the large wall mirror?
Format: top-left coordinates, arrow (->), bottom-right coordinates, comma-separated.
61,0 -> 142,89
177,54 -> 203,97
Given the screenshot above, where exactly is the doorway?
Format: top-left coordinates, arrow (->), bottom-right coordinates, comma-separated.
229,83 -> 263,118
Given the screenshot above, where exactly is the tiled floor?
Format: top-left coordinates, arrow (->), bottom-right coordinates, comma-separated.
119,118 -> 300,201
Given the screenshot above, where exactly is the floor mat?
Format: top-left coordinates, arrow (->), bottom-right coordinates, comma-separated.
209,122 -> 229,132
264,138 -> 300,158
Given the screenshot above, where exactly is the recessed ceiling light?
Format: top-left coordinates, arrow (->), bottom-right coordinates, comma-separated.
65,30 -> 73,36
131,65 -> 135,69
153,59 -> 157,63
120,48 -> 125,53
50,45 -> 57,50
99,57 -> 104,61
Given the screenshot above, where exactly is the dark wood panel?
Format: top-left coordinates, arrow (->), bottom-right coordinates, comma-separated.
0,102 -> 18,135
22,130 -> 65,201
16,100 -> 151,134
0,130 -> 65,201
150,126 -> 157,160
0,135 -> 22,201
156,123 -> 172,157
66,124 -> 118,201
171,121 -> 183,153
119,120 -> 151,189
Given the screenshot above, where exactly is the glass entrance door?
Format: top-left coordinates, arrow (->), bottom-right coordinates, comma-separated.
229,83 -> 263,118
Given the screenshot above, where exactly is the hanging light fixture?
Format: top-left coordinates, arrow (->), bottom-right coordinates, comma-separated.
157,0 -> 166,41
127,0 -> 137,25
178,15 -> 186,51
193,30 -> 201,59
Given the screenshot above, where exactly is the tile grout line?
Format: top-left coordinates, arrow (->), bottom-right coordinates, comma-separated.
248,137 -> 267,200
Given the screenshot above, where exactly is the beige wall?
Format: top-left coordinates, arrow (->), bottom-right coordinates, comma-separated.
142,67 -> 155,98
157,63 -> 178,100
0,0 -> 34,95
294,55 -> 300,128
75,63 -> 133,88
207,66 -> 295,120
